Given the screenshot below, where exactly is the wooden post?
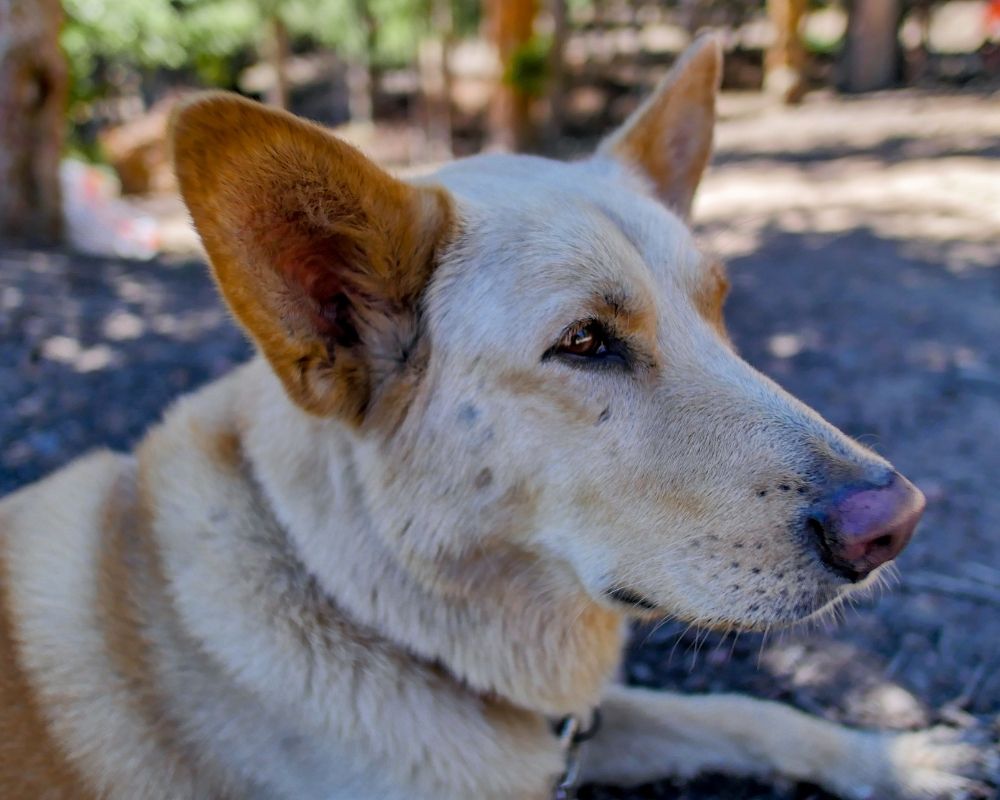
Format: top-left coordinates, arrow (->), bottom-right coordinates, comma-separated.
0,0 -> 68,243
263,14 -> 290,109
840,0 -> 902,92
765,0 -> 807,104
418,0 -> 454,159
347,0 -> 377,126
545,0 -> 568,141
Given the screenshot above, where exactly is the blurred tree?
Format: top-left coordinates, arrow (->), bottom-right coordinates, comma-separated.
58,0 -> 493,140
62,0 -> 259,103
0,0 -> 68,243
545,0 -> 568,139
765,0 -> 807,104
419,0 -> 454,158
262,12 -> 290,108
347,0 -> 378,126
840,0 -> 902,91
61,0 -> 440,109
486,0 -> 540,151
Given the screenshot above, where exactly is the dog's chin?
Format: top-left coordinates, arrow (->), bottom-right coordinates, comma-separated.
600,563 -> 892,628
735,565 -> 891,632
793,564 -> 889,622
600,585 -> 827,628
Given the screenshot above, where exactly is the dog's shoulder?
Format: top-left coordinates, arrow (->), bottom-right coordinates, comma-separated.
0,449 -> 128,799
1,447 -> 128,527
1,449 -> 133,611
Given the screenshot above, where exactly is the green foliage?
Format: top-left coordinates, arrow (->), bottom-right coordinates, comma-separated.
450,0 -> 481,38
503,35 -> 551,98
62,0 -> 482,103
63,0 -> 260,102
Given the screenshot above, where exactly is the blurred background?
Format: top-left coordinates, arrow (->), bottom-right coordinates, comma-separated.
1,1 -> 999,798
2,0 -> 999,252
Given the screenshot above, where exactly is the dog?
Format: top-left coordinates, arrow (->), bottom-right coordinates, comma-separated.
0,35 -> 989,800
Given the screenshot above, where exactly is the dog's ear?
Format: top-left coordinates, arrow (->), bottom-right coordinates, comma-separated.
597,33 -> 722,218
171,93 -> 453,423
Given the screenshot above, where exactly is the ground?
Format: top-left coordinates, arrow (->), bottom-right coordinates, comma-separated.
2,89 -> 999,799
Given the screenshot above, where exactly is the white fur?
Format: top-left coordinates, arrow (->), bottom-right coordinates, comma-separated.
0,35 -> 988,800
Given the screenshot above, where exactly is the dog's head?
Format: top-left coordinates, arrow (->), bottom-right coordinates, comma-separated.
172,35 -> 923,631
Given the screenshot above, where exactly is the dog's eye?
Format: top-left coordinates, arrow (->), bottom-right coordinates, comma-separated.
558,321 -> 607,357
547,320 -> 628,369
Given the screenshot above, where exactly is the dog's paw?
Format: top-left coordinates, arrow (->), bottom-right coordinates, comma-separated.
872,725 -> 998,799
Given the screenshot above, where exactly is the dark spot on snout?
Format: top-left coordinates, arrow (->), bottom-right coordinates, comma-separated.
457,402 -> 479,425
596,405 -> 611,425
474,468 -> 493,489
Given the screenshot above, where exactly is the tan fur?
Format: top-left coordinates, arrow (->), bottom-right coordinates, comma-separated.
599,34 -> 721,217
0,34 -> 987,800
694,258 -> 731,336
172,92 -> 455,422
0,545 -> 94,799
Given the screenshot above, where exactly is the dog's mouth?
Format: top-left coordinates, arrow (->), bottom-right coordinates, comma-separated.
604,587 -> 662,613
602,558 -> 884,625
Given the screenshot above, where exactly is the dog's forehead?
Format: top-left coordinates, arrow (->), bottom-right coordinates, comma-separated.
428,153 -> 705,304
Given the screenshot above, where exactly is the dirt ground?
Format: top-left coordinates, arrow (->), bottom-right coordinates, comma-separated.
2,88 -> 999,799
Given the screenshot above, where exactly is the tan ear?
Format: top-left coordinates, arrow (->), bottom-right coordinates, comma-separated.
598,33 -> 722,218
171,92 -> 454,423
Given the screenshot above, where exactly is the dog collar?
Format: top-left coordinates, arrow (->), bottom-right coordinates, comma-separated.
551,708 -> 602,800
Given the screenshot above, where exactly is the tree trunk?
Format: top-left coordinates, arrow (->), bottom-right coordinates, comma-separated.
486,0 -> 538,152
0,0 -> 67,243
347,0 -> 377,126
840,0 -> 902,92
263,14 -> 290,109
419,0 -> 454,160
765,0 -> 807,104
545,0 -> 568,141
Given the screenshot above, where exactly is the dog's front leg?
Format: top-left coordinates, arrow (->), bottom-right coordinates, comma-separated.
579,684 -> 987,799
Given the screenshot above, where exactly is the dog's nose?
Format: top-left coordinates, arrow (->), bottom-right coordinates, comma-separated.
808,473 -> 925,581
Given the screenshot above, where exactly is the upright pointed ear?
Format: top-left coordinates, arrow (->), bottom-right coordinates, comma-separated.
171,93 -> 454,423
597,33 -> 722,218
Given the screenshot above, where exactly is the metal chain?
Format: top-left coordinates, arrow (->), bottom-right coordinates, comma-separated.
551,709 -> 601,800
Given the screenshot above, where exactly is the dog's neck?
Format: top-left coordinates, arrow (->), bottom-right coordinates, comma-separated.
181,360 -> 624,718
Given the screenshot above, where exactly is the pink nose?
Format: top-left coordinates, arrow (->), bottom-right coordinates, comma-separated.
810,473 -> 925,581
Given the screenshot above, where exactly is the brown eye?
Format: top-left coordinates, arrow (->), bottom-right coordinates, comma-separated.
545,319 -> 629,369
558,321 -> 607,357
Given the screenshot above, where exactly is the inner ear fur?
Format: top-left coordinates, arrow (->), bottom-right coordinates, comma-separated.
598,33 -> 722,218
171,92 -> 454,423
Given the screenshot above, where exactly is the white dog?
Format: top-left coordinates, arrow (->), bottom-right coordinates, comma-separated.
0,35 -> 988,800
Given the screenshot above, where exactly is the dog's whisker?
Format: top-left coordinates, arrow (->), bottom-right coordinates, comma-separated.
757,627 -> 772,669
668,620 -> 702,669
729,628 -> 743,661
